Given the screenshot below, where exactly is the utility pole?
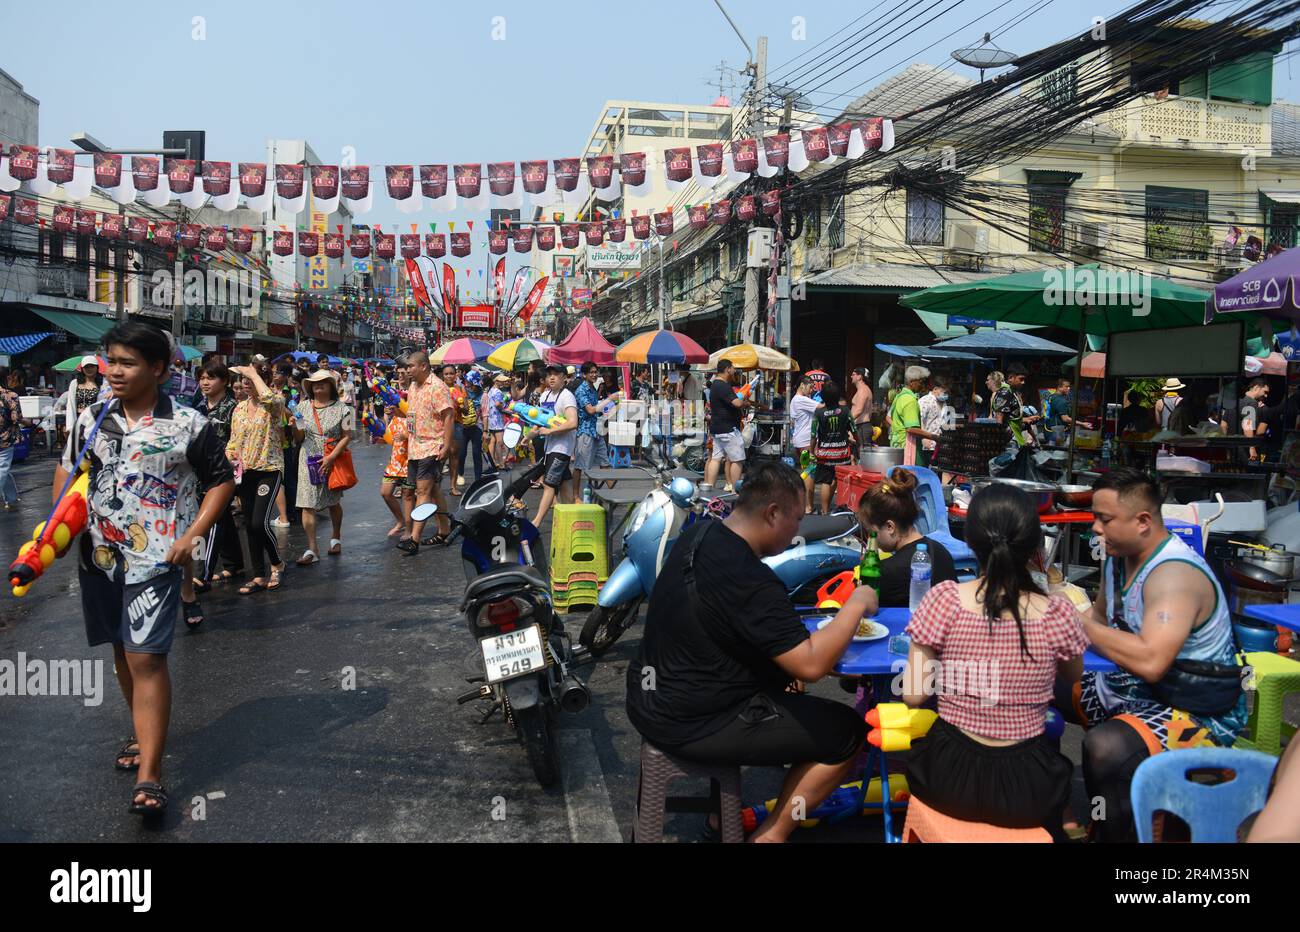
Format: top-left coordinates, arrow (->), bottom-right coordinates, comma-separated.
743,35 -> 768,345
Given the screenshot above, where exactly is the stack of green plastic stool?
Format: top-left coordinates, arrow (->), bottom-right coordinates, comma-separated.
1235,651 -> 1300,756
550,504 -> 608,612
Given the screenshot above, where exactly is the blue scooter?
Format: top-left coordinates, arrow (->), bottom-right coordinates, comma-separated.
578,472 -> 863,655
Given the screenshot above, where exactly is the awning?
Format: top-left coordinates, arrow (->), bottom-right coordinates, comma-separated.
875,343 -> 991,362
933,330 -> 1077,354
915,310 -> 1039,340
29,308 -> 115,343
0,332 -> 57,355
1259,187 -> 1300,205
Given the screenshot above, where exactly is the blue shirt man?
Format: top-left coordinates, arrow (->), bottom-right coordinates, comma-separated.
576,379 -> 601,438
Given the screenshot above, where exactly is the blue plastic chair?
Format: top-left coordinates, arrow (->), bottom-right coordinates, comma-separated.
1130,747 -> 1277,843
898,465 -> 977,573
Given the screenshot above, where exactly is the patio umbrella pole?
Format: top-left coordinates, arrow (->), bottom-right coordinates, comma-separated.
1066,318 -> 1084,483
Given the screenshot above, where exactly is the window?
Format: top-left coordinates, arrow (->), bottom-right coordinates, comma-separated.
1146,186 -> 1210,260
1264,198 -> 1300,250
1036,64 -> 1078,110
728,236 -> 744,272
94,241 -> 112,304
1028,184 -> 1069,252
804,199 -> 822,247
827,197 -> 846,249
905,190 -> 944,246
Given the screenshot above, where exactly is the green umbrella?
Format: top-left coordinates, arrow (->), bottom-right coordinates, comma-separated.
53,353 -> 107,373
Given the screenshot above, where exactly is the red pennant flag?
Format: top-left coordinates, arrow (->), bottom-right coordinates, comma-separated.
349,231 -> 371,258
454,164 -> 482,198
619,152 -> 647,186
311,165 -> 339,200
731,138 -> 758,174
536,226 -> 556,251
664,147 -> 692,182
98,211 -> 124,237
450,232 -> 471,257
426,233 -> 446,258
386,165 -> 414,200
802,127 -> 830,162
584,221 -> 604,246
520,160 -> 548,194
860,118 -> 884,150
153,219 -> 176,246
275,164 -> 305,199
762,133 -> 790,169
488,162 -> 515,196
687,205 -> 708,230
232,227 -> 254,253
760,189 -> 782,216
606,218 -> 627,242
166,158 -> 197,193
696,143 -> 723,177
554,158 -> 581,192
273,229 -> 294,255
709,200 -> 731,226
52,205 -> 75,233
828,122 -> 853,157
512,227 -> 534,253
298,231 -> 319,257
654,210 -> 674,237
631,215 -> 651,240
400,233 -> 420,259
587,155 -> 614,189
128,216 -> 150,243
735,194 -> 756,222
376,233 -> 396,259
517,276 -> 549,324
93,153 -> 122,188
324,232 -> 345,258
560,223 -> 580,249
488,231 -> 508,255
6,144 -> 36,182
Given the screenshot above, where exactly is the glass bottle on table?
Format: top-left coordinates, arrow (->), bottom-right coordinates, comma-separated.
860,531 -> 882,596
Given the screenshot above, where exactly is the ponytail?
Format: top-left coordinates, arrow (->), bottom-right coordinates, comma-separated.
965,483 -> 1044,661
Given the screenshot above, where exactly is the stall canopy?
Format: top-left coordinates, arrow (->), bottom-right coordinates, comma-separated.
707,343 -> 799,371
1210,246 -> 1300,324
0,332 -> 56,355
547,317 -> 617,366
933,331 -> 1076,355
875,343 -> 991,362
29,308 -> 115,344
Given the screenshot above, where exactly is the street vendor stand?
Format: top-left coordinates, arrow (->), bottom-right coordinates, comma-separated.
706,343 -> 800,461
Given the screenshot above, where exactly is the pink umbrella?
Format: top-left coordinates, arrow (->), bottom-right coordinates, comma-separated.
547,317 -> 618,366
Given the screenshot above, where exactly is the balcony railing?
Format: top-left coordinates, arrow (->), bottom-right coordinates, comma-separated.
1100,95 -> 1272,153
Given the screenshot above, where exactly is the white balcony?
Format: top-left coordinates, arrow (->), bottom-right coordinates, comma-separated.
1101,95 -> 1272,154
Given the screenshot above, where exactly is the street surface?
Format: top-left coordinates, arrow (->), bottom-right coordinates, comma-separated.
0,439 -> 1094,842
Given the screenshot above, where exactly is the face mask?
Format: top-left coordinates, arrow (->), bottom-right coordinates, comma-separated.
937,394 -> 948,403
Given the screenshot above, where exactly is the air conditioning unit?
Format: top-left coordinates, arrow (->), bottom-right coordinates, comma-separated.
1073,222 -> 1111,249
747,228 -> 773,268
1212,243 -> 1250,272
945,220 -> 989,254
804,246 -> 831,272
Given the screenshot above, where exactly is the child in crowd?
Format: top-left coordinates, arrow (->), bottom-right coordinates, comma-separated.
380,402 -> 413,540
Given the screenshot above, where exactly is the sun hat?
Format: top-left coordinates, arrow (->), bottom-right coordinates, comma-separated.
1162,378 -> 1187,391
303,369 -> 338,384
493,371 -> 512,383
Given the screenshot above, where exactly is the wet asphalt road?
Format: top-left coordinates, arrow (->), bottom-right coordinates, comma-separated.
0,439 -> 1103,843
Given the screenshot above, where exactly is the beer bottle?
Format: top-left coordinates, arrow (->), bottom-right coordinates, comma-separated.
860,531 -> 882,595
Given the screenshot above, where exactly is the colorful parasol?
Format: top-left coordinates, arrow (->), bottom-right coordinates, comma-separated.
615,329 -> 710,364
53,353 -> 108,373
430,337 -> 495,366
486,337 -> 552,372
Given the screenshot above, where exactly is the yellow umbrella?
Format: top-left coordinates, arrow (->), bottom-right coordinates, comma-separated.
707,343 -> 799,371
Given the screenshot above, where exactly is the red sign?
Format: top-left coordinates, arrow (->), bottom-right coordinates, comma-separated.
488,162 -> 515,196
100,211 -> 124,237
232,227 -> 254,252
153,220 -> 176,246
587,155 -> 613,189
350,231 -> 371,258
606,218 -> 626,242
166,159 -> 197,193
311,165 -> 339,200
560,223 -> 580,248
710,200 -> 731,226
632,215 -> 651,240
554,158 -> 580,192
454,164 -> 481,198
664,147 -> 692,182
128,216 -> 150,243
201,226 -> 226,250
513,227 -> 534,252
276,163 -> 304,199
420,164 -> 447,199
7,144 -> 37,181
488,231 -> 508,254
450,231 -> 471,257
342,166 -> 369,200
324,232 -> 345,258
93,153 -> 122,188
131,156 -> 159,192
736,195 -> 756,222
654,210 -> 674,236
298,231 -> 319,257
400,233 -> 420,258
761,190 -> 781,216
828,122 -> 852,157
203,161 -> 232,195
696,143 -> 723,177
47,148 -> 76,184
620,152 -> 646,186
273,230 -> 294,255
762,133 -> 790,169
802,127 -> 830,163
521,160 -> 548,194
860,118 -> 884,150
376,232 -> 395,259
458,303 -> 494,329
386,165 -> 414,200
584,221 -> 604,246
732,138 -> 758,174
426,233 -> 445,257
239,162 -> 267,197
53,205 -> 75,233
536,226 -> 555,251
688,205 -> 708,230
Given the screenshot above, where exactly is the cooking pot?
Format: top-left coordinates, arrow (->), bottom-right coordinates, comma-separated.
1226,560 -> 1289,593
1055,484 -> 1094,509
860,446 -> 903,472
970,477 -> 1057,514
1229,540 -> 1298,580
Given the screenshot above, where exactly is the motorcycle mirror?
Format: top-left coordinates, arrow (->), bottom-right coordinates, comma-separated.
502,422 -> 524,450
411,503 -> 438,521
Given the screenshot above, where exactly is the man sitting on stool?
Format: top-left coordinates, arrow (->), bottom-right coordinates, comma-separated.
627,462 -> 874,842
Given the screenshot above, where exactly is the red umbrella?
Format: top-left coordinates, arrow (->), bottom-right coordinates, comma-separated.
547,317 -> 618,366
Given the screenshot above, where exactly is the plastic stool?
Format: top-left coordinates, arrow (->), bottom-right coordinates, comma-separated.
902,795 -> 1052,843
1131,747 -> 1277,842
633,740 -> 744,843
1234,652 -> 1300,757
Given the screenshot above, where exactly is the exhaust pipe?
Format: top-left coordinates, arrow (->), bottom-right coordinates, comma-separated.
559,674 -> 590,714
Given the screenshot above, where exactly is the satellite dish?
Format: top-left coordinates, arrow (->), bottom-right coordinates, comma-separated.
952,33 -> 1018,81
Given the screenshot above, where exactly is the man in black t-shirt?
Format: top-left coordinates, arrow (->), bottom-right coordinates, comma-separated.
627,462 -> 872,843
703,358 -> 747,491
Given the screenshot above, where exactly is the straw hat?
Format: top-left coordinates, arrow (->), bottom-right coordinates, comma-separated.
1162,378 -> 1187,391
303,368 -> 338,384
492,372 -> 512,383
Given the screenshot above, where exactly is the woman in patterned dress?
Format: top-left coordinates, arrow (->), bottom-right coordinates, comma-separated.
291,369 -> 354,565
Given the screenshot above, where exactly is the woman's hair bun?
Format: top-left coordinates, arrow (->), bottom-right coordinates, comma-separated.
885,467 -> 917,494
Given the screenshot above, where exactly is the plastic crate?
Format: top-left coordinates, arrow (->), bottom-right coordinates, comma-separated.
833,465 -> 883,510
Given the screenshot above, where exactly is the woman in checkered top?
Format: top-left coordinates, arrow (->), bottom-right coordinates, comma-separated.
899,482 -> 1088,841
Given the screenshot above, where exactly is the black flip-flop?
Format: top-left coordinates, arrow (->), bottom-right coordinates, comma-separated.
193,578 -> 213,595
129,781 -> 167,816
239,581 -> 267,595
114,738 -> 140,771
182,599 -> 204,629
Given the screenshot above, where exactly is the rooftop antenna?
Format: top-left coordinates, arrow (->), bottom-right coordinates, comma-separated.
702,59 -> 739,107
951,32 -> 1018,82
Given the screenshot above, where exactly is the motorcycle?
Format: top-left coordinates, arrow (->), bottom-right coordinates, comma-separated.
441,424 -> 589,787
579,468 -> 863,655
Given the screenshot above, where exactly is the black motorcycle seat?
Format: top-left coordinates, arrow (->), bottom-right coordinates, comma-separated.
797,512 -> 858,543
464,563 -> 550,603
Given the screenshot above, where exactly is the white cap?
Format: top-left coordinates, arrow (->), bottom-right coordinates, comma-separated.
79,355 -> 100,370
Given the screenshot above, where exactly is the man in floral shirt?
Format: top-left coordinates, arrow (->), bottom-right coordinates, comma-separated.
399,350 -> 454,553
0,371 -> 23,510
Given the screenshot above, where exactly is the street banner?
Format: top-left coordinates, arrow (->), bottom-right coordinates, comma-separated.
420,164 -> 448,199
400,233 -> 420,258
342,165 -> 369,200
696,143 -> 723,177
276,164 -> 304,199
763,133 -> 790,169
324,232 -> 345,258
710,200 -> 731,225
554,158 -> 580,192
606,218 -> 626,242
239,162 -> 267,197
521,160 -> 548,194
450,231 -> 471,257
298,231 -> 319,257
273,229 -> 294,255
179,222 -> 201,248
619,152 -> 646,186
688,205 -> 708,230
52,205 -> 74,233
732,138 -> 758,173
153,219 -> 176,245
7,145 -> 37,181
386,164 -> 414,200
376,232 -> 395,259
654,210 -> 674,236
664,147 -> 692,183
166,158 -> 197,193
513,227 -> 534,252
536,226 -> 555,250
132,156 -> 159,191
47,148 -> 76,184
489,231 -> 508,254
488,162 -> 515,196
587,155 -> 614,189
803,127 -> 830,162
560,223 -> 580,248
232,227 -> 253,252
426,233 -> 446,257
632,215 -> 651,239
517,276 -> 550,324
349,231 -> 371,258
312,165 -> 339,200
93,153 -> 122,188
584,221 -> 604,246
454,163 -> 481,198
203,161 -> 232,195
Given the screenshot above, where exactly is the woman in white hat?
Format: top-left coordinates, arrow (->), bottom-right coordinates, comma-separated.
1155,378 -> 1186,432
61,355 -> 106,439
290,369 -> 354,564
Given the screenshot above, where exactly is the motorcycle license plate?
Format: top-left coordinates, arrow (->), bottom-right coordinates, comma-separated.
481,625 -> 546,684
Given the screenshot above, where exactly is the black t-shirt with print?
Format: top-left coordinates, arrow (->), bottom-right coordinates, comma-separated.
626,521 -> 810,747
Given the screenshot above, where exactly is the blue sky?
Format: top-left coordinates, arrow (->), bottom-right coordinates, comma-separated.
5,0 -> 1296,253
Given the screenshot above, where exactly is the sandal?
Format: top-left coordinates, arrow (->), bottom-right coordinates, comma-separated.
215,570 -> 238,582
129,781 -> 167,816
266,565 -> 285,590
296,550 -> 319,566
182,598 -> 204,628
193,578 -> 213,595
449,487 -> 462,496
114,738 -> 140,771
328,539 -> 342,556
239,580 -> 267,595
395,538 -> 419,555
420,533 -> 449,547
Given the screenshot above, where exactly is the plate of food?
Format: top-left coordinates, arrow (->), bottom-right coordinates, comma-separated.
817,617 -> 890,642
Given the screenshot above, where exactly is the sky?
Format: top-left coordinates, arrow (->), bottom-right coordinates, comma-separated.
4,0 -> 1297,284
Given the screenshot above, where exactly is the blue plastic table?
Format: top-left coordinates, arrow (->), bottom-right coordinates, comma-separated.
1243,603 -> 1300,633
801,606 -> 1116,841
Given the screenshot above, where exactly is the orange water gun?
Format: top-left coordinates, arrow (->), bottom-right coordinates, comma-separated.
737,373 -> 760,400
865,703 -> 937,752
9,470 -> 90,596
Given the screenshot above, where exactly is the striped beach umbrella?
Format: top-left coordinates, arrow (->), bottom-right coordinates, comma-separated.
430,337 -> 494,366
614,329 -> 709,364
486,337 -> 552,371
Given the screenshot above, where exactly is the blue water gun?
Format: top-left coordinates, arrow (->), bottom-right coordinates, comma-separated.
741,775 -> 910,832
509,401 -> 567,430
369,375 -> 409,415
361,409 -> 386,440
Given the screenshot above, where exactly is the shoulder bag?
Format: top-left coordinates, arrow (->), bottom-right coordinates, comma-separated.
312,403 -> 357,492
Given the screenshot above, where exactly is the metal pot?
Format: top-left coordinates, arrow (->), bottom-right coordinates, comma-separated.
860,446 -> 904,472
1055,484 -> 1094,509
971,477 -> 1058,514
1240,548 -> 1295,581
1226,560 -> 1289,592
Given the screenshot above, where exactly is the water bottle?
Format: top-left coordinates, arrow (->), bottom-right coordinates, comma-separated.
1101,436 -> 1112,468
908,543 -> 932,613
